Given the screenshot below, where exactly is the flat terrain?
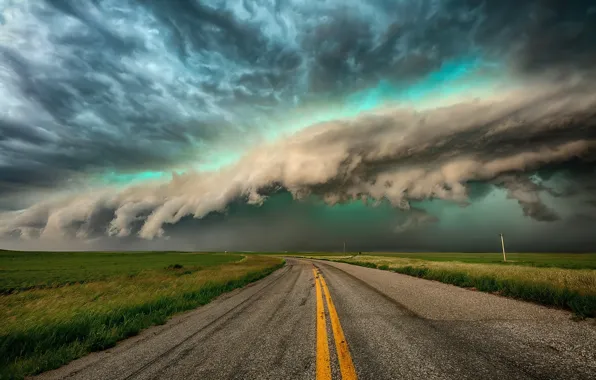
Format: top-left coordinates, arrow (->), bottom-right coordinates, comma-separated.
0,251 -> 243,293
283,252 -> 596,269
33,258 -> 596,380
0,252 -> 283,379
359,252 -> 596,269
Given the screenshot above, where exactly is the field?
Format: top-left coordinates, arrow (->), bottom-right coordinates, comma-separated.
300,253 -> 596,318
0,251 -> 244,294
0,251 -> 284,379
283,252 -> 596,269
359,252 -> 596,269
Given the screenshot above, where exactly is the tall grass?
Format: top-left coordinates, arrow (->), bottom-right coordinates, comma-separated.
0,255 -> 284,380
331,256 -> 596,318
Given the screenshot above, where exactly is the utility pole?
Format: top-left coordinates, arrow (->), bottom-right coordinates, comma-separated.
500,233 -> 507,262
343,241 -> 346,255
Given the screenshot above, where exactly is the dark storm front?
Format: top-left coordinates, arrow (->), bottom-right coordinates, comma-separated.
0,1 -> 595,251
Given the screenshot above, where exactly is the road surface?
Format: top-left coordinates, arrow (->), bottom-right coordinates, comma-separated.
36,258 -> 596,380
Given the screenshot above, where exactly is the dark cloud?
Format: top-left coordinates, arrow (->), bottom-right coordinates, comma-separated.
509,0 -> 596,74
0,0 -> 595,250
1,84 -> 595,251
2,195 -> 594,253
493,175 -> 561,222
1,1 -> 595,193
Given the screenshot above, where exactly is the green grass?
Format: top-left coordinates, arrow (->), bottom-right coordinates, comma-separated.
364,252 -> 596,269
277,251 -> 596,270
322,255 -> 596,318
0,253 -> 283,380
0,251 -> 242,294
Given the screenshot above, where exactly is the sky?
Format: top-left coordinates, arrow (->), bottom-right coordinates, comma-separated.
0,0 -> 595,252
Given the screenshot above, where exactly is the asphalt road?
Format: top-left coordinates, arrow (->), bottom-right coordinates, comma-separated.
36,259 -> 596,380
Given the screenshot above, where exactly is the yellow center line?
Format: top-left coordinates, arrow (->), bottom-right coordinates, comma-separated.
313,268 -> 332,380
319,270 -> 358,380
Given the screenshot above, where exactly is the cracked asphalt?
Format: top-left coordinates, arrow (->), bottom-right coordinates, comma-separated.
35,258 -> 596,380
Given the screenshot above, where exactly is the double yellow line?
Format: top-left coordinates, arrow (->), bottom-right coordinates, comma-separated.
313,267 -> 357,380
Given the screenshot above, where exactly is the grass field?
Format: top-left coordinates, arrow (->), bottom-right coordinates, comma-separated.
358,252 -> 596,269
302,253 -> 596,318
0,251 -> 244,294
283,252 -> 596,269
0,252 -> 284,379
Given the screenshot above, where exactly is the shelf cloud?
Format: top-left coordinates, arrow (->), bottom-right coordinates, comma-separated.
1,0 -> 595,251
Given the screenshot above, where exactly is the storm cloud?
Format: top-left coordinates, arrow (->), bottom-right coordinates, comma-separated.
0,0 -> 595,251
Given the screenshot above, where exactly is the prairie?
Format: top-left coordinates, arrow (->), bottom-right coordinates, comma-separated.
0,251 -> 283,379
359,252 -> 596,269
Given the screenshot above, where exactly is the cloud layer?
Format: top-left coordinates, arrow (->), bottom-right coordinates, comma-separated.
1,1 -> 595,251
2,81 -> 595,250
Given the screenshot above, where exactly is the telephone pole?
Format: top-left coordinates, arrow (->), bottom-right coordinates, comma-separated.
500,233 -> 507,262
343,241 -> 346,254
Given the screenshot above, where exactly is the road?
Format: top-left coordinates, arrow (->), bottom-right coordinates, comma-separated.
36,258 -> 596,380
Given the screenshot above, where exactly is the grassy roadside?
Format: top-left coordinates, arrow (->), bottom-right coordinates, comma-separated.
0,254 -> 284,380
359,252 -> 596,269
308,255 -> 596,318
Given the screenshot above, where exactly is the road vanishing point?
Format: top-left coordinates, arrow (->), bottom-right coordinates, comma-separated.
37,259 -> 596,380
